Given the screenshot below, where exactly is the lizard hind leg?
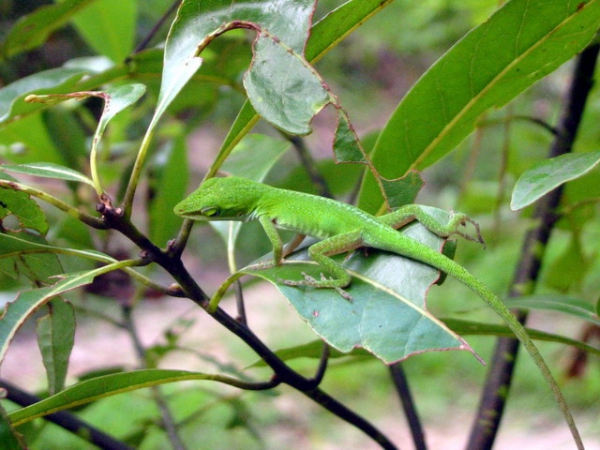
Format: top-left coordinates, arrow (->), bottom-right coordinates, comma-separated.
380,205 -> 485,246
448,211 -> 485,246
279,231 -> 361,300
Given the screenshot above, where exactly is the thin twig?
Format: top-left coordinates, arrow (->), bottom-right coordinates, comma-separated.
310,343 -> 330,386
130,0 -> 182,57
121,304 -> 188,450
466,42 -> 600,450
285,133 -> 334,198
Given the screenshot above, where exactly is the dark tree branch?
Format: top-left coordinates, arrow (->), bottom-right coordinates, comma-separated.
98,204 -> 398,448
466,42 -> 600,450
0,379 -> 134,450
390,363 -> 427,450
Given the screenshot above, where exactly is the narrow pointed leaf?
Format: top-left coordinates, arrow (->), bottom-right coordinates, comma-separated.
37,299 -> 76,395
502,294 -> 600,326
0,163 -> 94,187
0,232 -> 113,263
8,369 -> 245,426
0,68 -> 87,124
362,0 -> 600,212
444,318 -> 600,357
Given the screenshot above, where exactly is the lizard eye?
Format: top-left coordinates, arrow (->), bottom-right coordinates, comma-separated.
201,207 -> 220,217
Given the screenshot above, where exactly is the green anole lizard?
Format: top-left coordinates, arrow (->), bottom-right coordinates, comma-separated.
174,176 -> 582,448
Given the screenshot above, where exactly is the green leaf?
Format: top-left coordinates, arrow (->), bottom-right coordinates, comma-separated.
243,34 -> 329,135
0,0 -> 96,59
511,151 -> 600,210
444,318 -> 600,357
0,402 -> 27,450
502,294 -> 600,327
87,84 -> 147,191
37,299 -> 76,395
362,0 -> 600,213
0,264 -> 123,367
240,209 -> 479,364
247,340 -> 371,368
305,0 -> 394,63
8,369 -> 244,426
0,232 -> 113,264
0,163 -> 95,188
0,231 -> 63,289
149,134 -> 189,246
0,114 -> 63,165
0,68 -> 87,124
0,186 -> 48,235
67,0 -> 136,62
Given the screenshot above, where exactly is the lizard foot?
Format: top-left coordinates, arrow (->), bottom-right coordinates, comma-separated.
449,211 -> 486,248
280,272 -> 353,302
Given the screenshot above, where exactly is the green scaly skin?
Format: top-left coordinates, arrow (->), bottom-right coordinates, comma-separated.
175,176 -> 582,449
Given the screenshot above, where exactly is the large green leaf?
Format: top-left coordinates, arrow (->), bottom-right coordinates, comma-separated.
362,0 -> 600,214
511,151 -> 600,210
239,209 -> 479,364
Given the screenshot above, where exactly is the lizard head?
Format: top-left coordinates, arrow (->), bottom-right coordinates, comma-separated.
174,176 -> 265,221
